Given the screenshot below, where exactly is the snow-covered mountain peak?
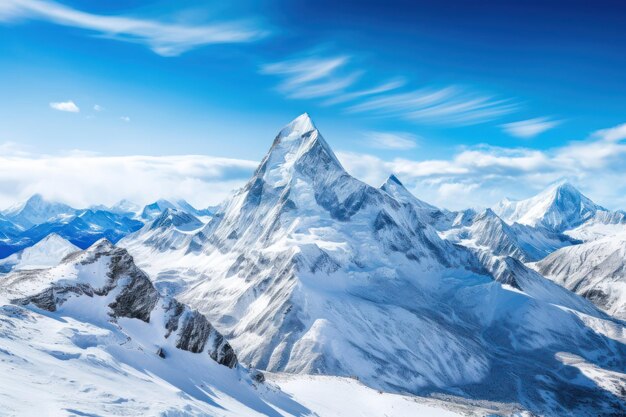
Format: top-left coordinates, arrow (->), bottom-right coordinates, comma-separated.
150,208 -> 203,231
278,112 -> 316,137
257,114 -> 343,188
380,174 -> 438,212
475,207 -> 499,220
3,194 -> 75,228
35,232 -> 72,247
383,173 -> 403,186
494,181 -> 604,231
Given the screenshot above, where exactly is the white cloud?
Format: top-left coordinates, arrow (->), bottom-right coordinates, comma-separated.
263,51 -> 516,127
0,151 -> 257,209
338,122 -> 626,210
593,122 -> 626,142
323,78 -> 406,105
0,0 -> 265,56
501,117 -> 562,138
262,55 -> 360,99
349,87 -> 516,125
120,116 -> 130,122
365,131 -> 418,150
49,100 -> 80,113
93,104 -> 104,112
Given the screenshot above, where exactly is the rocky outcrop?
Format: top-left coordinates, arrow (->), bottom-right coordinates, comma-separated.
10,239 -> 237,368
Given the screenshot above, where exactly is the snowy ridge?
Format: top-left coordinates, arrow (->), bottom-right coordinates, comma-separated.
441,208 -> 575,262
2,194 -> 76,229
2,239 -> 237,368
141,199 -> 213,221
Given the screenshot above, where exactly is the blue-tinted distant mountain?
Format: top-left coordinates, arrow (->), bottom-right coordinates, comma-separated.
2,194 -> 76,229
22,209 -> 143,249
0,213 -> 22,239
0,196 -> 145,258
140,199 -> 214,221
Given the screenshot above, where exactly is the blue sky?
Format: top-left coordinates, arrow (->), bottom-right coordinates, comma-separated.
1,0 -> 626,209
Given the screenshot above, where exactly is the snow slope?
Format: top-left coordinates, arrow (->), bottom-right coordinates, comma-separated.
0,239 -> 471,417
123,114 -> 626,416
0,233 -> 78,273
532,233 -> 626,319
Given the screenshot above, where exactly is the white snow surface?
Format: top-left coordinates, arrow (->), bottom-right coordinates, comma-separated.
0,293 -> 474,417
0,233 -> 79,272
532,232 -> 626,319
493,182 -> 604,231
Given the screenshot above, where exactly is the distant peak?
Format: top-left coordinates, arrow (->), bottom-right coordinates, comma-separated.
27,193 -> 45,202
386,174 -> 403,186
477,208 -> 498,220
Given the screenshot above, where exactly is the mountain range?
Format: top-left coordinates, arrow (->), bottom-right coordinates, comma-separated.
0,194 -> 213,260
1,114 -> 625,416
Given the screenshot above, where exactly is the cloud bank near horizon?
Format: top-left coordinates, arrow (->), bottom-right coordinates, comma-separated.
1,121 -> 626,211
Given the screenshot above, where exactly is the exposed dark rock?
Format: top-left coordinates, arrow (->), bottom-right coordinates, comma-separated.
10,239 -> 238,369
250,369 -> 265,383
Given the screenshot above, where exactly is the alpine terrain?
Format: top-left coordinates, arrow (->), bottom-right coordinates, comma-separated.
118,114 -> 626,416
2,114 -> 625,416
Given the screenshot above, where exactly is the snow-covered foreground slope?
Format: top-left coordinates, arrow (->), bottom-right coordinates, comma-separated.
532,233 -> 626,319
268,373 -> 499,417
0,239 -> 474,416
0,233 -> 78,273
0,303 -> 303,417
121,114 -> 626,416
0,301 -> 478,417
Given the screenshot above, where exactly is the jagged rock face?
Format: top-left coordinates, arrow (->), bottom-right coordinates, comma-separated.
2,239 -> 237,368
163,297 -> 237,367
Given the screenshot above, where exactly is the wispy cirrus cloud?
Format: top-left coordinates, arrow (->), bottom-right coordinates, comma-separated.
501,117 -> 562,138
365,131 -> 419,150
0,0 -> 265,56
261,55 -> 361,99
348,87 -> 516,125
323,78 -> 406,105
263,52 -> 517,127
49,100 -> 80,112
